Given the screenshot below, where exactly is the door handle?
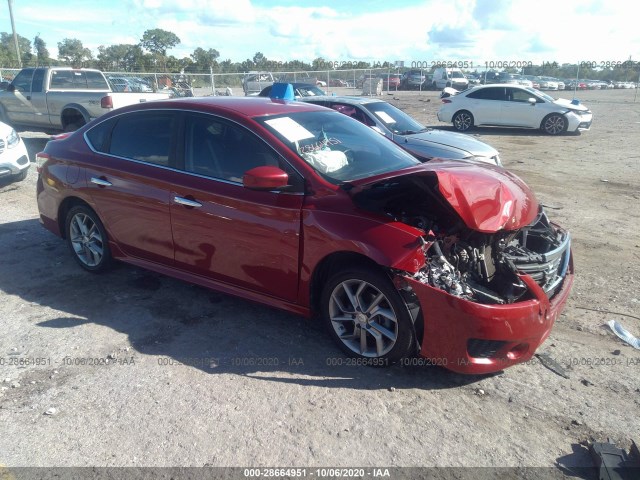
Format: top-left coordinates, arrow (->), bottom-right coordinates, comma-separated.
90,177 -> 112,187
26,95 -> 31,100
174,196 -> 202,208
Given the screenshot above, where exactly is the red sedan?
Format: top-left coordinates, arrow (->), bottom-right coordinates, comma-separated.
36,97 -> 573,373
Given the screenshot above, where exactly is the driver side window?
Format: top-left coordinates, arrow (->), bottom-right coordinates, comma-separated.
11,69 -> 34,92
509,88 -> 541,103
183,113 -> 304,191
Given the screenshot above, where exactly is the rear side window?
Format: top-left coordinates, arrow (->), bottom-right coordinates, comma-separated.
50,70 -> 108,89
31,69 -> 45,92
86,71 -> 109,89
109,112 -> 176,166
467,87 -> 505,101
85,117 -> 118,153
50,70 -> 75,89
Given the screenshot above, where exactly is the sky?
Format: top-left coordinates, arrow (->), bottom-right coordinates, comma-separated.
5,0 -> 640,67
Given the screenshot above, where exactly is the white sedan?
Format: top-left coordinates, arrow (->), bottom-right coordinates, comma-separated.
0,121 -> 30,183
437,84 -> 593,135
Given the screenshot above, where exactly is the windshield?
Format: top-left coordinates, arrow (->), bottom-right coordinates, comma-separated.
296,85 -> 325,96
256,110 -> 419,183
525,87 -> 554,102
451,71 -> 465,78
361,102 -> 426,135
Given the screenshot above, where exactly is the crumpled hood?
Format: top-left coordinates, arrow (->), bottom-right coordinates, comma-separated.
397,129 -> 499,158
554,98 -> 589,112
349,160 -> 539,233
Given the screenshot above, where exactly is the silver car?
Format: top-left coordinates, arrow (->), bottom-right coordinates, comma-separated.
303,96 -> 501,166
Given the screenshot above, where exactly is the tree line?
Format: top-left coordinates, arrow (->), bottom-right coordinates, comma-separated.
1,28 -> 638,82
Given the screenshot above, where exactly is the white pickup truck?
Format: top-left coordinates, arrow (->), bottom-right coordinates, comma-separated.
0,67 -> 171,131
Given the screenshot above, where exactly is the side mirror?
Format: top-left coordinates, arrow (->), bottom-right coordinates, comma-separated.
243,166 -> 289,191
7,84 -> 15,92
528,97 -> 536,105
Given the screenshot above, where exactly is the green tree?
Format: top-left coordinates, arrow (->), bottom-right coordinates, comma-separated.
139,28 -> 180,72
33,35 -> 50,65
190,47 -> 220,72
253,52 -> 266,68
97,44 -> 145,71
0,32 -> 33,66
57,38 -> 93,66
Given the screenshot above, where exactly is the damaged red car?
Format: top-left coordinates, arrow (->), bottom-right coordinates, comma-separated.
36,97 -> 573,374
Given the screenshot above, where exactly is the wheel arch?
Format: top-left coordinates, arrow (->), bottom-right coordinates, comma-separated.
309,251 -> 387,317
60,104 -> 90,131
57,196 -> 94,239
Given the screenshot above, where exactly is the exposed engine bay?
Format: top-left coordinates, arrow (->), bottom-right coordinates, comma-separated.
353,175 -> 571,305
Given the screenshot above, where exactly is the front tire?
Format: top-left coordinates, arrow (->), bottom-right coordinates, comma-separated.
65,205 -> 112,272
452,110 -> 474,132
541,113 -> 567,135
321,268 -> 415,365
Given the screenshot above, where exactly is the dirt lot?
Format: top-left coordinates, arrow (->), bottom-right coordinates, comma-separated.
0,88 -> 639,476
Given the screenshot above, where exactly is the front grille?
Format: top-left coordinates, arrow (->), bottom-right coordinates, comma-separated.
508,232 -> 571,298
0,139 -> 5,154
467,339 -> 507,358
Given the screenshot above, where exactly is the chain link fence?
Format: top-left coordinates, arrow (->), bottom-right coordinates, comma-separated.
1,67 -> 429,97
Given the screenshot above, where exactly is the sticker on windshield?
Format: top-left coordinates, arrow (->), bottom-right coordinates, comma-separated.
265,117 -> 315,143
374,111 -> 396,124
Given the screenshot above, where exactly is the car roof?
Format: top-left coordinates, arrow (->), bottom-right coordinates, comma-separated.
110,96 -> 328,118
301,95 -> 385,106
470,83 -> 530,90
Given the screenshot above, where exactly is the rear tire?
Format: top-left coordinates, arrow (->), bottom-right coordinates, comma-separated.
321,267 -> 415,365
452,110 -> 474,132
65,205 -> 112,273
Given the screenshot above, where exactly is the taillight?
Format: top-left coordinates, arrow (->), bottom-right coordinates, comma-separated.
101,95 -> 113,109
35,152 -> 50,173
50,132 -> 72,141
442,99 -> 452,103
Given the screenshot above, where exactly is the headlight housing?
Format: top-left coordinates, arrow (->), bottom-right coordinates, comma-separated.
7,128 -> 20,149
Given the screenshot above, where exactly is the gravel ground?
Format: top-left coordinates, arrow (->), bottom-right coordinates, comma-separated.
0,88 -> 639,476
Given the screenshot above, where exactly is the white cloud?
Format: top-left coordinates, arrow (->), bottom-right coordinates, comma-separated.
8,0 -> 640,67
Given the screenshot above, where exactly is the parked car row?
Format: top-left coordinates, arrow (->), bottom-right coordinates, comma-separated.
107,76 -> 154,93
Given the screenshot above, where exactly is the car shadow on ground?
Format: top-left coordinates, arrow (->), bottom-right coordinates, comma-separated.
0,218 -> 494,392
555,443 -> 598,480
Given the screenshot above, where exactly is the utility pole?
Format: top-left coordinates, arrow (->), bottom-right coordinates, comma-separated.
8,0 -> 22,67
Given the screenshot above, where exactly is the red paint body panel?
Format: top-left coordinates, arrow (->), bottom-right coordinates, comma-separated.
169,173 -> 303,301
83,159 -> 175,264
408,256 -> 574,374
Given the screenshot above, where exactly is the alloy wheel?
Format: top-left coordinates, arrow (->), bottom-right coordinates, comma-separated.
328,279 -> 399,357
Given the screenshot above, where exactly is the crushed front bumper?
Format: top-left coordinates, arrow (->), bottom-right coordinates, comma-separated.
405,254 -> 574,374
